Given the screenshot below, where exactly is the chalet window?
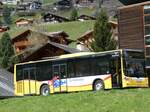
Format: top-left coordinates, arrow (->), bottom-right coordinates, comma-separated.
145,36 -> 150,45
146,57 -> 150,66
144,16 -> 150,25
144,5 -> 150,14
145,26 -> 150,36
146,47 -> 150,56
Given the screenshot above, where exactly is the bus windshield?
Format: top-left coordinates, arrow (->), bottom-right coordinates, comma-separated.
124,50 -> 146,77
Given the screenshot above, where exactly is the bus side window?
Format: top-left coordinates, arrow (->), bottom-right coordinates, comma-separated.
60,65 -> 66,78
74,59 -> 91,77
53,65 -> 59,77
92,58 -> 109,75
68,61 -> 75,78
16,66 -> 23,81
36,62 -> 52,81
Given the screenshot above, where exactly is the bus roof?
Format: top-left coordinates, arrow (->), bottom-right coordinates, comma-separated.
15,49 -> 143,66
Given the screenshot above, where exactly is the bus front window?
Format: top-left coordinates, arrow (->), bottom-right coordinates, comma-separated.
124,50 -> 146,77
126,61 -> 145,77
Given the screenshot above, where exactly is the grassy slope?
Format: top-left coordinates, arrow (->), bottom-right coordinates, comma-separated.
42,0 -> 56,5
0,89 -> 150,112
1,20 -> 94,39
0,21 -> 94,48
35,20 -> 94,40
34,20 -> 95,47
57,7 -> 96,18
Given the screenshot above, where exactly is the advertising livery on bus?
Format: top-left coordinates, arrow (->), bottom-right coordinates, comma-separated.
14,49 -> 149,96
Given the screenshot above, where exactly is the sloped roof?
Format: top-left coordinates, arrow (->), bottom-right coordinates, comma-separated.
119,1 -> 150,9
15,18 -> 34,23
43,13 -> 70,22
15,41 -> 80,62
119,0 -> 150,5
11,29 -> 74,44
49,41 -> 79,53
78,14 -> 96,20
77,30 -> 93,41
77,21 -> 118,41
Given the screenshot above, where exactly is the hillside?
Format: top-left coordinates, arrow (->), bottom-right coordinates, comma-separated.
1,21 -> 94,40
34,20 -> 95,40
0,89 -> 150,112
0,20 -> 94,48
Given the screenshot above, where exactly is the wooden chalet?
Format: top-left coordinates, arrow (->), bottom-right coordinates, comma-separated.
12,29 -> 73,54
42,13 -> 70,23
77,21 -> 118,51
16,0 -> 42,11
14,41 -> 80,62
78,15 -> 96,21
15,18 -> 34,27
0,26 -> 9,33
75,0 -> 94,4
1,0 -> 20,5
118,1 -> 150,68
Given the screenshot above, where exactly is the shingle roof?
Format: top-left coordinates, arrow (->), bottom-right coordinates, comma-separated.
15,41 -> 80,61
12,29 -> 74,44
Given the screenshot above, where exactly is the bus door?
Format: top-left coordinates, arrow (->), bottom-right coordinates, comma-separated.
110,57 -> 121,88
52,64 -> 67,93
23,68 -> 36,95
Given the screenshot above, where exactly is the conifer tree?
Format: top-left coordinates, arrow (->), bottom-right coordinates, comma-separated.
2,5 -> 12,25
91,9 -> 117,52
0,33 -> 15,69
70,8 -> 78,21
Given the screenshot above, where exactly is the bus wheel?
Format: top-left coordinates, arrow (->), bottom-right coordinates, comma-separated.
93,80 -> 104,91
40,85 -> 50,96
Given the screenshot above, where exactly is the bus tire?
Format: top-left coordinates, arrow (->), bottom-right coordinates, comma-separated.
40,85 -> 50,96
93,80 -> 104,91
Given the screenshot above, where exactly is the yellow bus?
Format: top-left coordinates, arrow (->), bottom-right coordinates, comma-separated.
14,49 -> 149,96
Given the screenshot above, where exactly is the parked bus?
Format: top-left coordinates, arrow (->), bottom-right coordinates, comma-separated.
14,49 -> 149,96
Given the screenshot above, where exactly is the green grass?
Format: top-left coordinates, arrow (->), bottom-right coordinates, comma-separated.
34,20 -> 95,48
0,88 -> 150,112
42,0 -> 56,5
0,20 -> 94,48
34,20 -> 95,40
56,7 -> 96,18
1,20 -> 94,40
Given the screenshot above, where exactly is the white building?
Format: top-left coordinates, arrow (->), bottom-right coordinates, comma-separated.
1,0 -> 20,5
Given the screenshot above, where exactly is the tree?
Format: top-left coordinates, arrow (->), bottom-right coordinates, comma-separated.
0,18 -> 3,26
0,33 -> 15,69
91,9 -> 117,52
70,8 -> 78,21
2,5 -> 12,25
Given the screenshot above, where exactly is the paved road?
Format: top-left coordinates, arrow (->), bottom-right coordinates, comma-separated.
0,69 -> 14,97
